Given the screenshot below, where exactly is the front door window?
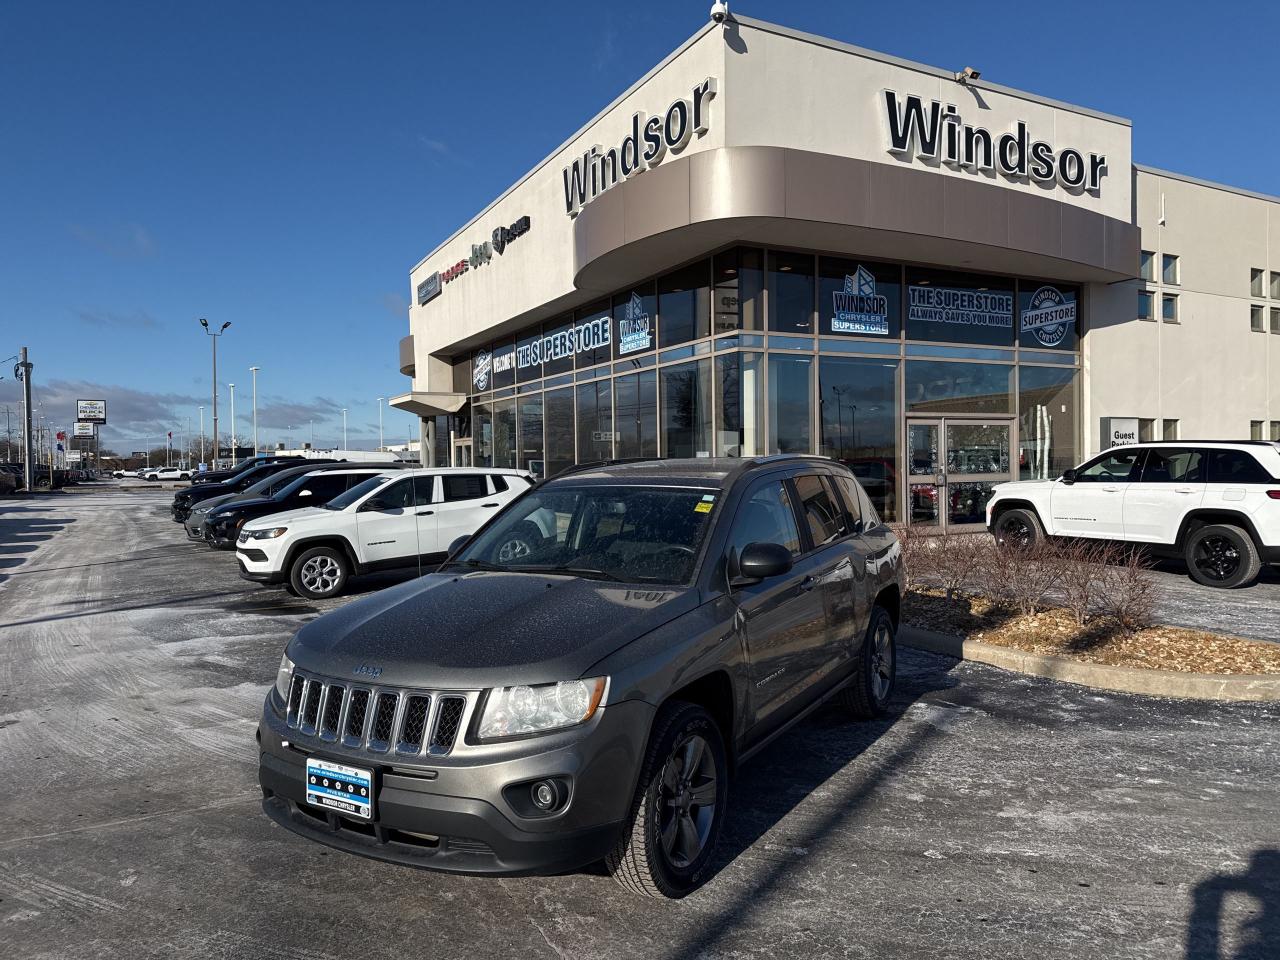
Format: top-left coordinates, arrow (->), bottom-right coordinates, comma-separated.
907,419 -> 1013,530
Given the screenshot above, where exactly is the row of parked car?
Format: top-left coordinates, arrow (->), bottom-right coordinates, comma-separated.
1,463 -> 105,493
169,454 -> 534,598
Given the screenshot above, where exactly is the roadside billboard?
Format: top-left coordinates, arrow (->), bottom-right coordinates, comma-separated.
73,422 -> 95,438
76,399 -> 107,424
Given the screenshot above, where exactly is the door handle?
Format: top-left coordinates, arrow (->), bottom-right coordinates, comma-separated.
799,576 -> 817,592
482,502 -> 499,508
1174,488 -> 1197,494
416,509 -> 434,516
1102,486 -> 1119,492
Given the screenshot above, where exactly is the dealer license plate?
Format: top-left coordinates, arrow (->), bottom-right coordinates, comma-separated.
305,758 -> 373,820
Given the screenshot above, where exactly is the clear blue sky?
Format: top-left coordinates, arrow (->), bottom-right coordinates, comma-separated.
3,0 -> 1277,453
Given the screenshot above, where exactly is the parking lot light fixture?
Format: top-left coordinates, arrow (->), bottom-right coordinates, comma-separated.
377,397 -> 384,450
341,408 -> 347,449
200,319 -> 231,467
249,366 -> 260,455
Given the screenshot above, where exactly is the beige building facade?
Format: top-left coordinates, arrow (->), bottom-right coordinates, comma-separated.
392,14 -> 1280,532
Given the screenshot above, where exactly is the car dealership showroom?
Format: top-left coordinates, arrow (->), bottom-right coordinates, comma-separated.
392,14 -> 1280,534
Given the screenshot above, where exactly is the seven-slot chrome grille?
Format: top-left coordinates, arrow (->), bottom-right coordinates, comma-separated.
286,671 -> 472,757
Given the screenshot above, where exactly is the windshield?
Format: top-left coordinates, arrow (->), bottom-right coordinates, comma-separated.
452,484 -> 717,584
323,474 -> 392,510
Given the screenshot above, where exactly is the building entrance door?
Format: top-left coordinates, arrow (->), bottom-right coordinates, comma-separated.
906,419 -> 1013,531
452,440 -> 473,467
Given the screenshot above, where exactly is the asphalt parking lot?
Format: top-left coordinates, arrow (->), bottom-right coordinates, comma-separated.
1,488 -> 1277,959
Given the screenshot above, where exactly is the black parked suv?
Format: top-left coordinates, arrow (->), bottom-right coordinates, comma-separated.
259,456 -> 904,898
172,459 -> 335,522
191,454 -> 304,486
204,464 -> 406,548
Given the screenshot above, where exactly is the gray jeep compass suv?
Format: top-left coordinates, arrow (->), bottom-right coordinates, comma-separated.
258,456 -> 904,898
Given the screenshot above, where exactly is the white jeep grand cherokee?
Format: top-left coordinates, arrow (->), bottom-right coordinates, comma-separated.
237,467 -> 533,598
986,441 -> 1280,588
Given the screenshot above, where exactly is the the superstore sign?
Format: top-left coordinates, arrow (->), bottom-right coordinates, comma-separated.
907,285 -> 1013,328
477,316 -> 614,388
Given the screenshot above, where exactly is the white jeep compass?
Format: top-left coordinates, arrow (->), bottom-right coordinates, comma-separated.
986,441 -> 1280,588
237,467 -> 533,598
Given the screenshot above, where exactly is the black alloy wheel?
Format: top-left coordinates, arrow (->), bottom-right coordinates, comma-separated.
1183,523 -> 1262,589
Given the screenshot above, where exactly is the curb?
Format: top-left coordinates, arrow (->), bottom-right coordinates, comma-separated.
900,625 -> 1280,702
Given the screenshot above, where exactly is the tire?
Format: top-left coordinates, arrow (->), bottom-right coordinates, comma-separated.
1184,524 -> 1262,589
289,545 -> 350,599
606,701 -> 728,899
993,507 -> 1044,551
837,606 -> 897,720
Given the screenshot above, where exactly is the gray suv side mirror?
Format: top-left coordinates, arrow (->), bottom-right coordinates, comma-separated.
736,542 -> 794,583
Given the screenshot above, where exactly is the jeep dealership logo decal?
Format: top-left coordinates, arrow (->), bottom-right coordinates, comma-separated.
617,292 -> 653,355
1020,286 -> 1075,347
831,266 -> 889,336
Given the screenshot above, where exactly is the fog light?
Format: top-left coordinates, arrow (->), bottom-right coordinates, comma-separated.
531,780 -> 558,811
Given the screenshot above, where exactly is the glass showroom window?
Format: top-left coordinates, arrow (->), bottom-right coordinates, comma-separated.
905,360 -> 1014,415
1139,251 -> 1154,281
491,399 -> 516,469
1018,366 -> 1077,481
576,380 -> 613,463
817,256 -> 901,339
1162,293 -> 1179,323
1253,305 -> 1266,332
767,353 -> 813,455
1161,254 -> 1179,285
544,387 -> 575,478
491,340 -> 516,390
715,352 -> 764,457
473,401 -> 493,466
613,282 -> 656,360
517,394 -> 544,478
712,248 -> 764,333
1138,290 -> 1155,321
517,327 -> 543,383
818,356 -> 899,522
904,267 -> 1015,347
575,299 -> 612,369
542,317 -> 575,377
1018,281 -> 1078,351
661,358 -> 713,457
657,260 -> 711,348
768,251 -> 815,334
614,370 -> 657,458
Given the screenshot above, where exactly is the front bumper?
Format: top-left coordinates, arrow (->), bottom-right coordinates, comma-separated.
207,517 -> 242,549
257,696 -> 652,876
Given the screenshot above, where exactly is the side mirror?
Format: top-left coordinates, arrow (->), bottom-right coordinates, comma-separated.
448,535 -> 469,556
850,517 -> 865,536
735,542 -> 794,584
1061,468 -> 1078,485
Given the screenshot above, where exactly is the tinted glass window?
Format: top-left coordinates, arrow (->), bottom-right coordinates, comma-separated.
661,358 -> 712,458
542,318 -> 575,376
1206,449 -> 1272,484
377,478 -> 416,509
517,394 -> 544,477
832,474 -> 863,529
905,360 -> 1013,414
768,251 -> 815,333
491,339 -> 516,389
615,371 -> 658,458
1075,450 -> 1141,482
657,260 -> 710,348
295,474 -> 349,502
442,474 -> 489,502
1140,448 -> 1203,483
491,475 -> 508,493
574,299 -> 612,369
905,268 -> 1014,346
793,474 -> 842,546
729,482 -> 801,560
412,475 -> 436,504
1017,283 -> 1078,351
613,284 -> 656,359
818,256 -> 900,338
712,247 -> 764,332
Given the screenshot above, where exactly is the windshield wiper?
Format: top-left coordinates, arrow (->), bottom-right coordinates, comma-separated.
440,558 -> 508,572
506,564 -> 627,583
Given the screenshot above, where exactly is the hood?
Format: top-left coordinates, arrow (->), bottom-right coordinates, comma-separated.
242,505 -> 332,529
210,494 -> 276,516
993,478 -> 1058,493
288,571 -> 700,689
192,492 -> 238,514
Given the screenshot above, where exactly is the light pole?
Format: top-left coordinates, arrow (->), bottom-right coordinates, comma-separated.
199,319 -> 231,467
309,419 -> 314,448
377,397 -> 384,451
249,365 -> 260,455
341,408 -> 348,449
229,382 -> 236,465
198,406 -> 205,466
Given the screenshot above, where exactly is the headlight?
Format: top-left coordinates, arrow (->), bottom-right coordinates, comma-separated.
477,677 -> 607,740
274,652 -> 295,702
193,505 -> 211,515
245,527 -> 287,540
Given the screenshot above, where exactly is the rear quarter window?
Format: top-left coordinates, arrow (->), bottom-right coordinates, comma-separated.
1206,449 -> 1273,484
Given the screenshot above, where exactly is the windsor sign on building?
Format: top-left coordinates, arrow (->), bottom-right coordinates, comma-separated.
882,90 -> 1109,194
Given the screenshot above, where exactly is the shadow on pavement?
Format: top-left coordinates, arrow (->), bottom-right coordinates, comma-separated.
0,507 -> 77,586
1185,848 -> 1279,960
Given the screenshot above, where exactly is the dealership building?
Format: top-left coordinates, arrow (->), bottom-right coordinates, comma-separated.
391,12 -> 1280,530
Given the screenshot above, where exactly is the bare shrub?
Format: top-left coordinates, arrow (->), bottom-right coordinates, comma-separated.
931,531 -> 988,599
1057,540 -> 1124,626
975,538 -> 1064,616
1095,547 -> 1157,635
890,523 -> 926,593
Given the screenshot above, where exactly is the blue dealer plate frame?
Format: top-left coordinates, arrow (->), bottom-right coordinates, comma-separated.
305,757 -> 374,820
